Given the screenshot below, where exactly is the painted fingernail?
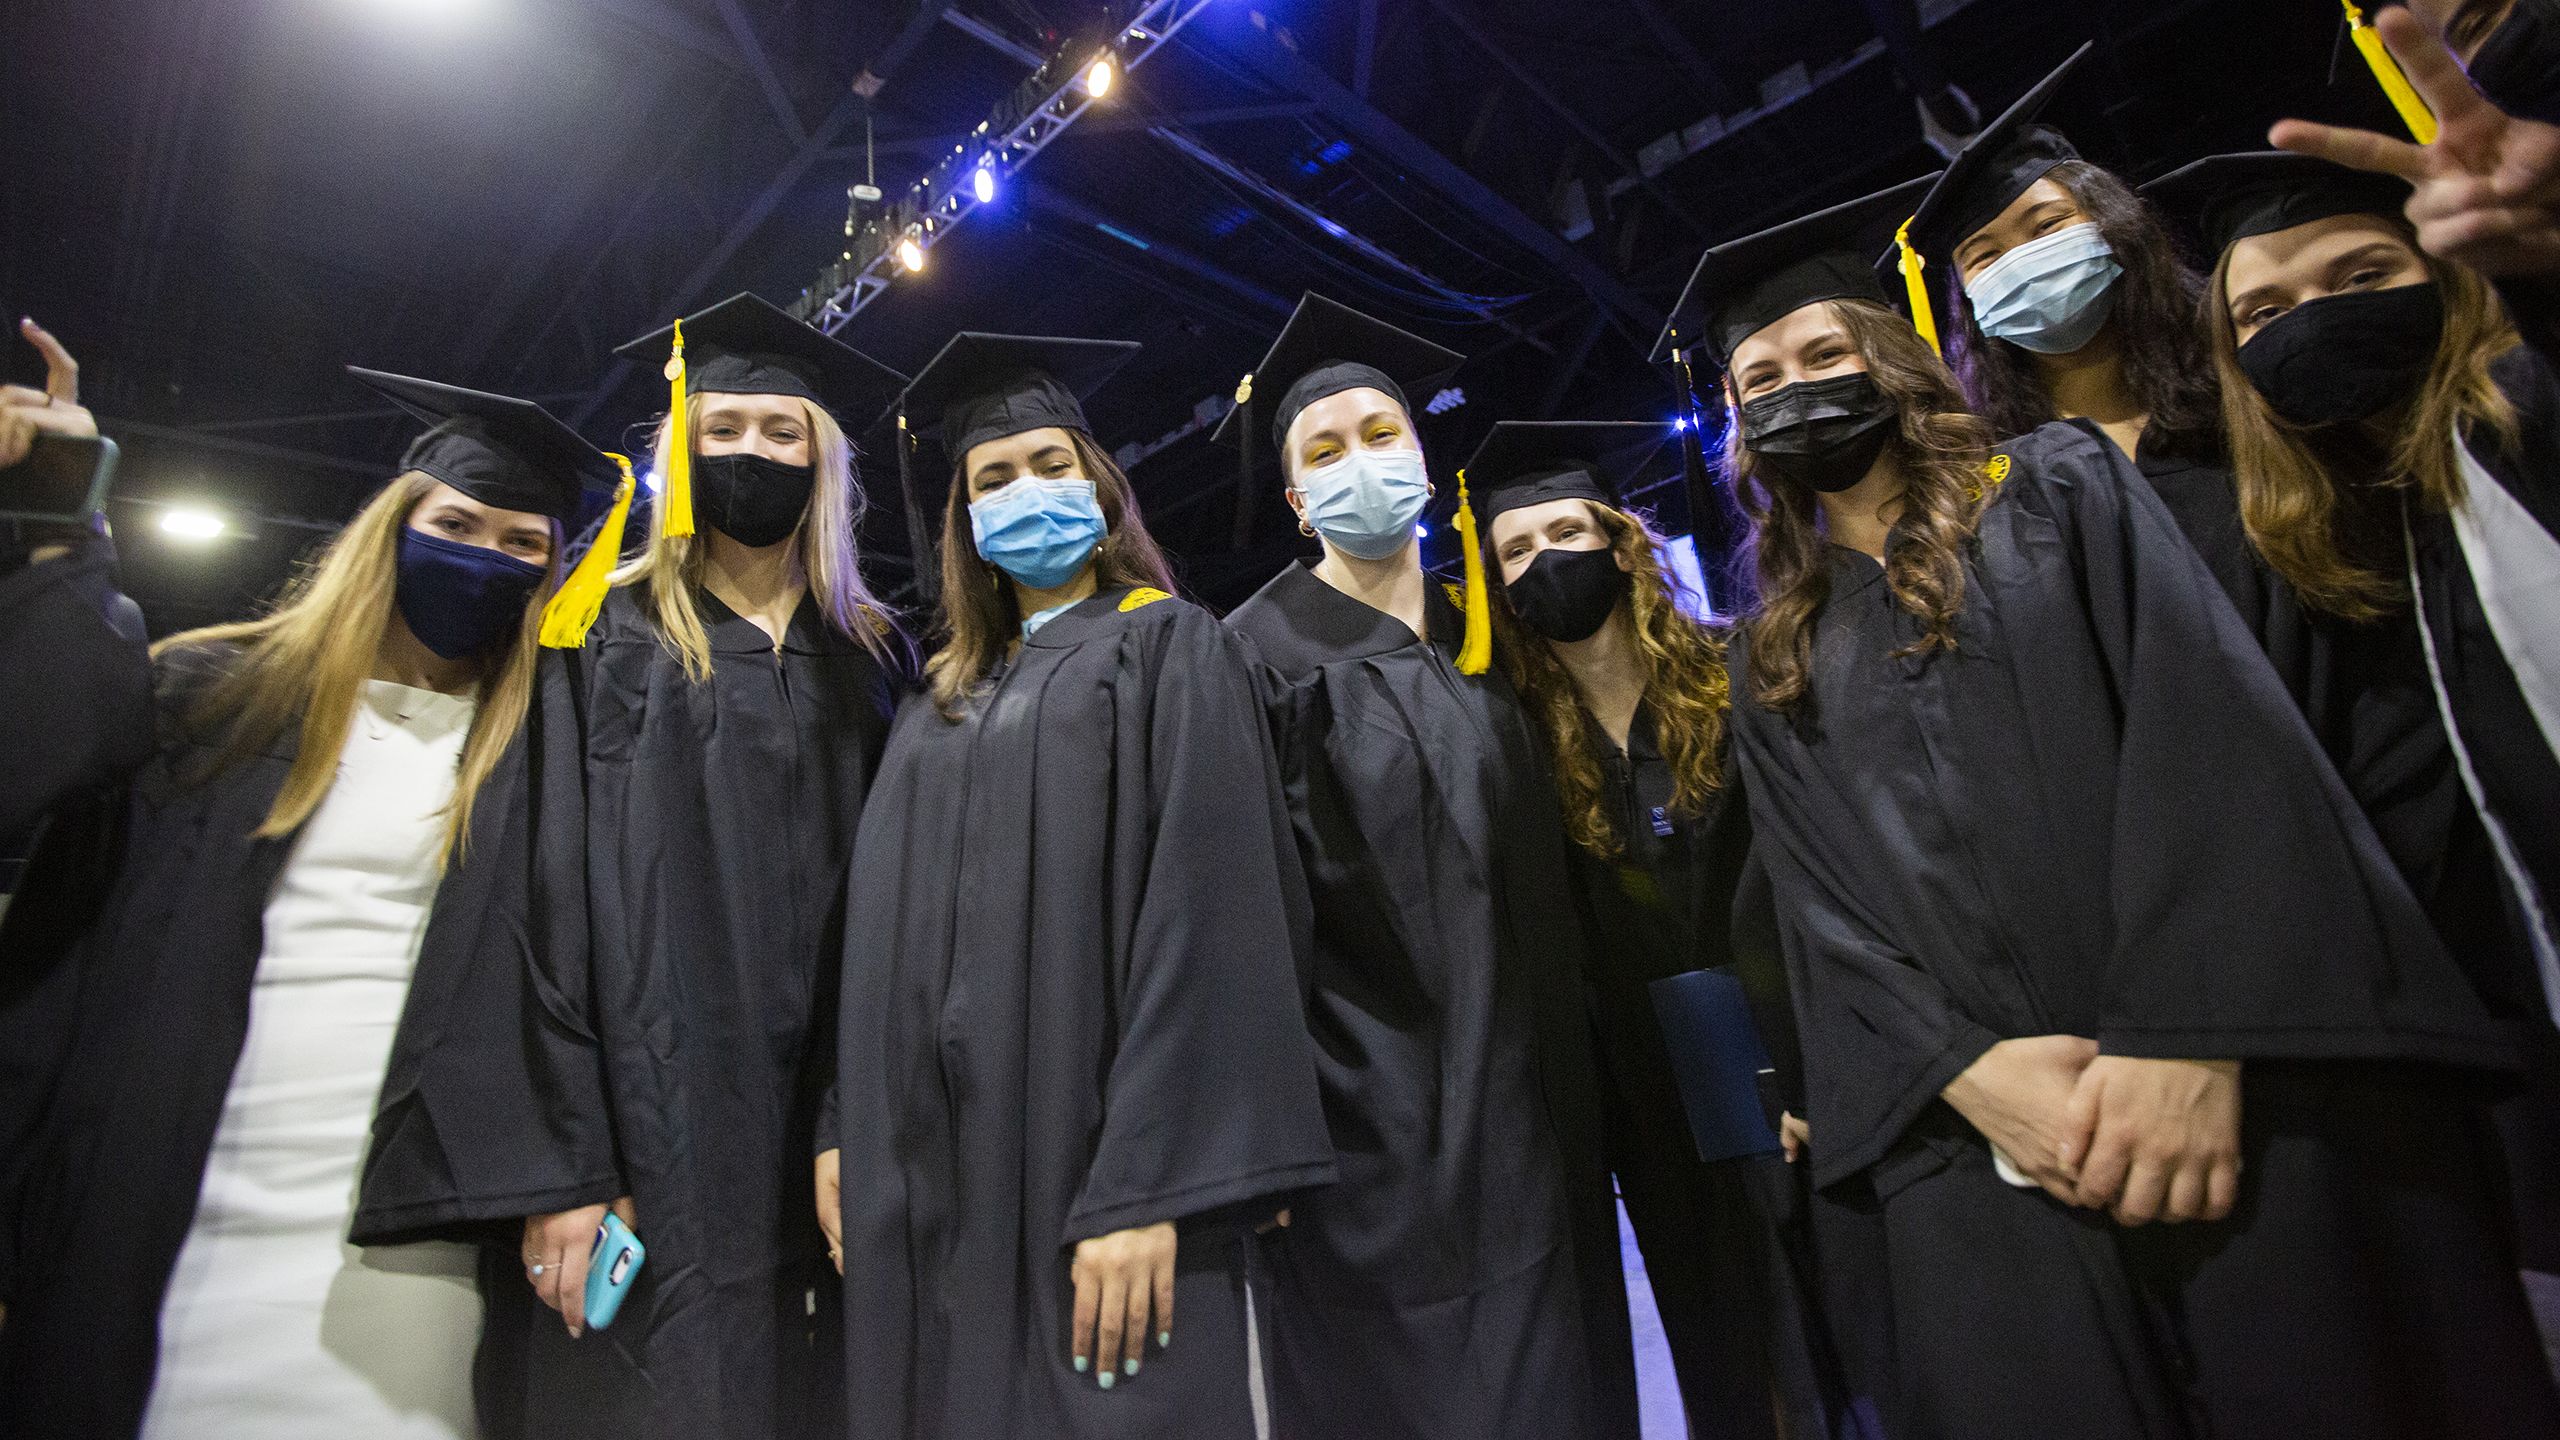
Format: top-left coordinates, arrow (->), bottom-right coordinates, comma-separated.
1158,1330 -> 1171,1349
1124,1358 -> 1140,1377
1097,1371 -> 1116,1391
1072,1356 -> 1088,1373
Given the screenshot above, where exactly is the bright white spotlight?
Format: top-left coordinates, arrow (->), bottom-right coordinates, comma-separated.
1084,56 -> 1116,98
972,162 -> 997,204
896,235 -> 926,272
161,507 -> 226,541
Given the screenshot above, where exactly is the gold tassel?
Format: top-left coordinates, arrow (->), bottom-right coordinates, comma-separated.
2343,2 -> 2439,143
541,452 -> 638,649
1452,466 -> 1492,676
1896,218 -> 1941,356
661,318 -> 696,537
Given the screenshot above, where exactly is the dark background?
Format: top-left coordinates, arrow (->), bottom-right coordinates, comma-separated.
0,0 -> 2402,628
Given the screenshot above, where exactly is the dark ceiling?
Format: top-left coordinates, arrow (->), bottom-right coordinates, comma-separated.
2,0 -> 2401,629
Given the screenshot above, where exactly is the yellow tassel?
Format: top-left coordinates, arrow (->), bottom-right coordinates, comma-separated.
540,452 -> 638,649
1452,466 -> 1492,676
661,318 -> 696,537
1896,218 -> 1941,356
2343,2 -> 2439,143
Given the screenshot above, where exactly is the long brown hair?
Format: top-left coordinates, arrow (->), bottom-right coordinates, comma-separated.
154,470 -> 555,860
1728,299 -> 1996,713
922,430 -> 1176,717
2204,226 -> 2518,620
1493,503 -> 1729,858
615,393 -> 906,680
1948,160 -> 2224,454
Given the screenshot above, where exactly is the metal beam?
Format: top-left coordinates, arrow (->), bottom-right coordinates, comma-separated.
1023,182 -> 1293,319
1352,0 -> 1380,99
102,418 -> 384,478
712,0 -> 809,144
857,2 -> 961,92
1183,7 -> 1661,339
577,0 -> 738,70
831,102 -> 1322,161
941,8 -> 1045,67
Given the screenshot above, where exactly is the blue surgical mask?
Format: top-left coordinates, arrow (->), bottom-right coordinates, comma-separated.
1964,222 -> 2123,355
395,526 -> 547,659
969,477 -> 1106,590
1294,446 -> 1428,560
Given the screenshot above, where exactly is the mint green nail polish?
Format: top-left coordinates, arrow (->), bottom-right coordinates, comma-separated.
1073,1356 -> 1088,1373
1158,1330 -> 1171,1349
1124,1358 -> 1140,1377
1097,1371 -> 1116,1391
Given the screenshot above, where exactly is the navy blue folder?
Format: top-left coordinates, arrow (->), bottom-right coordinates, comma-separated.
1647,966 -> 1785,1163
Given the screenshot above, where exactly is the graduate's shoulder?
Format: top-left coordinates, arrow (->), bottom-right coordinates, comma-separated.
1220,564 -> 1342,681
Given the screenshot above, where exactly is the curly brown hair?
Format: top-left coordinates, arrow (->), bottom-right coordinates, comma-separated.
2202,223 -> 2518,621
922,430 -> 1177,717
1727,299 -> 1996,714
1946,160 -> 2225,456
1492,503 -> 1730,859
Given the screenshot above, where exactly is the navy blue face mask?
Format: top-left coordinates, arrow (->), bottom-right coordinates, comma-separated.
396,526 -> 547,659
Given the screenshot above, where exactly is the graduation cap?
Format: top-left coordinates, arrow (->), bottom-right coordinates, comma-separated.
1463,421 -> 1674,536
1211,292 -> 1464,453
348,367 -> 611,522
2141,151 -> 2412,260
612,292 -> 907,544
893,332 -> 1141,460
1654,175 -> 1941,369
1902,43 -> 2094,265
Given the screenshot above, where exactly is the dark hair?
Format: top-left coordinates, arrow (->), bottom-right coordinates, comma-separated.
1726,300 -> 1995,713
923,430 -> 1177,716
1947,160 -> 2223,454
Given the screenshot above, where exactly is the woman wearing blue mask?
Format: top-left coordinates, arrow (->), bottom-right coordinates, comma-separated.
513,293 -> 911,1440
1222,294 -> 1638,1440
0,362 -> 617,1440
817,333 -> 1332,1440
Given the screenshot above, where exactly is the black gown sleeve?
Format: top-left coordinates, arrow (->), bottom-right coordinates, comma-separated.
1059,610 -> 1335,1244
1726,678 -> 2005,1191
0,533 -> 152,844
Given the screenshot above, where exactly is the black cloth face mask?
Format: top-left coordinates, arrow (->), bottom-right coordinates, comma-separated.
1739,373 -> 1899,493
2472,0 -> 2560,126
1504,545 -> 1629,643
2236,282 -> 2445,428
395,526 -> 545,659
693,451 -> 817,548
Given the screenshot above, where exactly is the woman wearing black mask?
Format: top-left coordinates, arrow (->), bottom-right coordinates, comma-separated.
0,364 -> 615,1440
2157,141 -> 2560,1281
512,292 -> 910,1440
1474,419 -> 1833,1440
2410,0 -> 2560,123
1703,178 -> 2558,1438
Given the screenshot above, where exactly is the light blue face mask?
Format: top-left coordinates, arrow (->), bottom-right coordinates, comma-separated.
1294,446 -> 1429,560
1964,221 -> 2123,355
969,478 -> 1106,591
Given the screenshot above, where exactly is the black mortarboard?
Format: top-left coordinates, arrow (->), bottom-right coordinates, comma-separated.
614,291 -> 906,421
1655,175 -> 1941,368
1904,43 -> 2094,262
1212,293 -> 1464,451
348,367 -> 609,521
894,332 -> 1141,460
1465,421 -> 1672,532
2141,151 -> 2413,259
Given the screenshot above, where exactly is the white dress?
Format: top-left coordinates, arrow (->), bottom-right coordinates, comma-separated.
141,679 -> 487,1440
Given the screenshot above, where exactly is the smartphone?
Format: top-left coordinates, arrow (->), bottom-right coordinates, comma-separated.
0,435 -> 117,526
584,1211 -> 646,1331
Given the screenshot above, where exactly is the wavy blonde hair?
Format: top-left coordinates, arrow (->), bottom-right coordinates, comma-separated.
1492,503 -> 1729,858
1727,299 -> 1995,714
154,470 -> 556,861
614,393 -> 905,679
2204,226 -> 2518,620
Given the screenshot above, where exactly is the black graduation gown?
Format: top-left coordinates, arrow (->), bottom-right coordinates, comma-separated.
1730,420 -> 2554,1438
0,534 -> 151,845
0,640 -> 608,1440
505,585 -> 896,1440
1563,708 -> 1835,1440
1225,563 -> 1638,1440
827,589 -> 1336,1440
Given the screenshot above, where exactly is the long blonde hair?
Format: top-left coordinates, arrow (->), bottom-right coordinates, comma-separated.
2204,228 -> 2518,619
1728,299 -> 1995,713
1492,503 -> 1730,858
615,393 -> 906,680
922,431 -> 1175,718
153,470 -> 555,859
